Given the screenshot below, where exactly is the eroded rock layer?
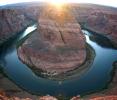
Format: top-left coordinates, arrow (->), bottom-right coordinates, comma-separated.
71,4 -> 117,47
0,9 -> 33,46
18,5 -> 86,76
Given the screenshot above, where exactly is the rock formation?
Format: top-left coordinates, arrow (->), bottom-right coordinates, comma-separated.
71,95 -> 117,100
39,95 -> 58,100
0,92 -> 58,100
71,4 -> 117,47
18,5 -> 86,76
0,9 -> 33,46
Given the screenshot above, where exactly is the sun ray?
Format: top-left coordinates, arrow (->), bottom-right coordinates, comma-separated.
46,0 -> 66,9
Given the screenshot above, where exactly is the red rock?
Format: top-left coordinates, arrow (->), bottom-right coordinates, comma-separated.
90,95 -> 117,100
70,95 -> 80,100
71,4 -> 117,47
0,9 -> 33,46
17,5 -> 86,76
39,95 -> 58,100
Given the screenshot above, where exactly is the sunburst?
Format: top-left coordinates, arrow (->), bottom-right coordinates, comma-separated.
47,0 -> 66,8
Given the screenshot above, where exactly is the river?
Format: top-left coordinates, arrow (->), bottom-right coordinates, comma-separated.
0,24 -> 117,97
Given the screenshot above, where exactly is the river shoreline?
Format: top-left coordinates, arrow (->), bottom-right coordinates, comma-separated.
82,25 -> 117,49
17,35 -> 95,80
0,21 -> 36,48
0,24 -> 117,99
0,6 -> 117,99
80,26 -> 117,99
1,23 -> 95,97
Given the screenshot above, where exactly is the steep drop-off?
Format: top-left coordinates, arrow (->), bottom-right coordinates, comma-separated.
71,4 -> 117,47
0,9 -> 34,46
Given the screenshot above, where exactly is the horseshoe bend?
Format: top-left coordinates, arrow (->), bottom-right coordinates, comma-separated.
0,2 -> 117,100
17,6 -> 87,77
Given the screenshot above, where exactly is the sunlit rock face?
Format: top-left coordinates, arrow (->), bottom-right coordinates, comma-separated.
0,9 -> 33,46
18,5 -> 86,76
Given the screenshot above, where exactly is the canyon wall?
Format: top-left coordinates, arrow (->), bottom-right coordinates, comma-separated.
71,4 -> 117,47
1,4 -> 117,47
0,9 -> 34,46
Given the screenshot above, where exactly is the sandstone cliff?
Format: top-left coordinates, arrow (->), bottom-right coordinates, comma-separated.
1,4 -> 117,47
71,4 -> 117,47
0,9 -> 34,46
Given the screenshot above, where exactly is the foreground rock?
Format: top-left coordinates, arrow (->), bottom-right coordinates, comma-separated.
0,73 -> 38,100
18,5 -> 86,76
39,95 -> 58,100
0,92 -> 57,100
71,95 -> 117,100
0,73 -> 56,100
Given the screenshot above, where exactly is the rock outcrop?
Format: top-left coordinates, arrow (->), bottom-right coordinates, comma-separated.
39,95 -> 58,100
0,9 -> 33,46
86,12 -> 117,47
0,73 -> 39,100
0,92 -> 57,100
17,5 -> 86,76
71,95 -> 117,100
71,4 -> 117,47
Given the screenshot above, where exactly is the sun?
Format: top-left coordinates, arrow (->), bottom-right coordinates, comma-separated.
47,0 -> 66,8
50,0 -> 65,6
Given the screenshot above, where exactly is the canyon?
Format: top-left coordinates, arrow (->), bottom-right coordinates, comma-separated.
0,2 -> 117,100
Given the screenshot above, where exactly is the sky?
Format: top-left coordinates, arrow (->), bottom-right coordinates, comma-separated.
0,0 -> 117,7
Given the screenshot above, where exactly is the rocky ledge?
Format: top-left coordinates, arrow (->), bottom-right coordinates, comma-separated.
0,9 -> 34,46
17,5 -> 86,77
71,4 -> 117,47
